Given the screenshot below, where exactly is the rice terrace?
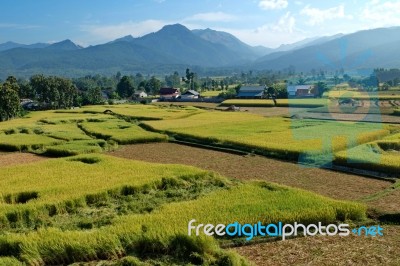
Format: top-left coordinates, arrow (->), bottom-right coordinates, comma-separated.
0,99 -> 399,265
2,1 -> 400,265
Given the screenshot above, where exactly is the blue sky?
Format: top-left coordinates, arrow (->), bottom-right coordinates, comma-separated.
1,0 -> 400,48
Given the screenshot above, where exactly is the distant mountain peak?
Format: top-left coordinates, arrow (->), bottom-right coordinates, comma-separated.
112,35 -> 135,43
159,23 -> 191,34
161,23 -> 187,29
46,39 -> 81,50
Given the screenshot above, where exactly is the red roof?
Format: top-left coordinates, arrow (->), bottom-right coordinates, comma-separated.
160,87 -> 179,95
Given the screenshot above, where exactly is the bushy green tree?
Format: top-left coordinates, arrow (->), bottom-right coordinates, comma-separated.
218,88 -> 237,99
165,71 -> 180,87
273,83 -> 288,99
117,76 -> 135,98
0,81 -> 21,121
83,87 -> 104,105
313,82 -> 328,97
145,76 -> 161,95
18,78 -> 35,99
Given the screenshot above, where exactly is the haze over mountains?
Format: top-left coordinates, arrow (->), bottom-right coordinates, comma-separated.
1,24 -> 400,78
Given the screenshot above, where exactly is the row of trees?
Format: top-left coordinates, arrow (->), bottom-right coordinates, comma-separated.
30,75 -> 78,109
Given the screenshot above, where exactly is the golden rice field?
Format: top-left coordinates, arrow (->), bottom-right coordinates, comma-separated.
335,132 -> 400,173
0,107 -> 170,156
324,89 -> 400,100
142,112 -> 397,163
0,104 -> 398,265
0,154 -> 366,265
201,90 -> 222,97
64,104 -> 203,120
0,154 -> 209,209
79,119 -> 167,144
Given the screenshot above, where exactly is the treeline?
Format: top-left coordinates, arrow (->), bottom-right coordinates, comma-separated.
0,72 -> 184,122
0,75 -> 78,121
374,68 -> 400,88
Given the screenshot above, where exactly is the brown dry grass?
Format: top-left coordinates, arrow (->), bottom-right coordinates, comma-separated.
303,112 -> 400,124
367,189 -> 400,214
0,152 -> 47,167
234,225 -> 400,266
236,107 -> 309,117
108,143 -> 390,202
153,102 -> 220,109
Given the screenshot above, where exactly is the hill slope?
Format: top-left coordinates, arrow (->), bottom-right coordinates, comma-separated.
254,27 -> 400,71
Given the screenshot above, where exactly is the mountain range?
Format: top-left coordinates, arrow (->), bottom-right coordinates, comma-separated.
1,24 -> 400,78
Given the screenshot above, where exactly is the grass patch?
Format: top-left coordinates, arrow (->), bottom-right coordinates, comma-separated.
0,134 -> 63,152
335,133 -> 400,174
79,119 -> 167,144
40,123 -> 93,141
44,139 -> 110,157
201,90 -> 222,97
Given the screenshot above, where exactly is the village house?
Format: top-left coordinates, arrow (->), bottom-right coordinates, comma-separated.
133,90 -> 148,98
159,87 -> 180,100
237,86 -> 265,99
179,90 -> 200,100
286,85 -> 315,97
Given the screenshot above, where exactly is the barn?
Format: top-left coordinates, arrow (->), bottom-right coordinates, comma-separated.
237,86 -> 265,99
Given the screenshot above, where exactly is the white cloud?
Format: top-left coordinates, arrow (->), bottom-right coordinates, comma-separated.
259,0 -> 288,10
361,0 -> 400,26
184,12 -> 236,22
268,12 -> 296,33
0,23 -> 40,29
81,20 -> 168,41
300,4 -> 352,25
218,12 -> 304,48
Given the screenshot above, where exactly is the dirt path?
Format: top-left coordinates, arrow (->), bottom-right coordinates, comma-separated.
108,143 -> 390,202
0,152 -> 47,167
234,225 -> 400,266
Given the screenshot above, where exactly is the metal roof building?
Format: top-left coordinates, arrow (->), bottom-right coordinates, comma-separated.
237,86 -> 265,98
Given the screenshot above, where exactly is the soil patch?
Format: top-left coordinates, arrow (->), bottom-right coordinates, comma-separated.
109,143 -> 390,202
